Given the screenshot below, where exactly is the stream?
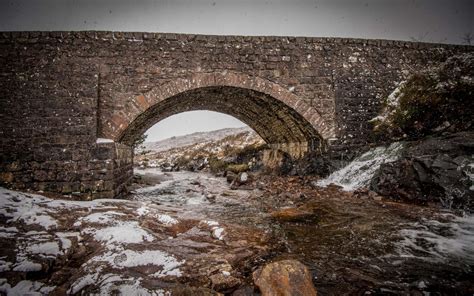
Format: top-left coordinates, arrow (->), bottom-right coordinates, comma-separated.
129,168 -> 474,295
0,168 -> 473,295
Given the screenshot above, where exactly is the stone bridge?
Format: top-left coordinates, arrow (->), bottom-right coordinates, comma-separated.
0,31 -> 471,199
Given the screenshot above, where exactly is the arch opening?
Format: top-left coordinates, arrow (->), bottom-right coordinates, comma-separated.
118,86 -> 323,157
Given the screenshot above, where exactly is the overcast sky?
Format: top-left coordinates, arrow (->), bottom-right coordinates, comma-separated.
1,0 -> 472,142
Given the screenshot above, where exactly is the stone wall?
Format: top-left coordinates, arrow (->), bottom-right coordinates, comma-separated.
0,31 -> 471,198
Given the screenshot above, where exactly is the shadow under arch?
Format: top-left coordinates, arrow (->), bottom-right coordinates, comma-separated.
108,72 -> 333,156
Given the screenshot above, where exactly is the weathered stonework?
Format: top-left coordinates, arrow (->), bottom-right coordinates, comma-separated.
0,31 -> 471,199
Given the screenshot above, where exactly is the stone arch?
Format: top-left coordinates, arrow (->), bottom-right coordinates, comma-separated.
102,72 -> 334,155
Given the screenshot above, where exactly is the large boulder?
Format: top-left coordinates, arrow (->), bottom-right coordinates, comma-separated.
253,260 -> 317,296
370,132 -> 474,211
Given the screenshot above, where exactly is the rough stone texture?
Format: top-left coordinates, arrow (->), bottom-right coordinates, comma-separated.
370,132 -> 474,211
253,259 -> 317,296
0,31 -> 472,198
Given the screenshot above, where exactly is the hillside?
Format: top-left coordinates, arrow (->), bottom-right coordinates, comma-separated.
138,127 -> 257,153
135,127 -> 264,170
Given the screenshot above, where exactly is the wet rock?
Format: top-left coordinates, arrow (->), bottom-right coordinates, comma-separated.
270,207 -> 316,223
232,285 -> 254,296
209,273 -> 242,293
370,131 -> 474,211
293,151 -> 338,177
253,260 -> 317,296
226,171 -> 237,183
371,155 -> 473,210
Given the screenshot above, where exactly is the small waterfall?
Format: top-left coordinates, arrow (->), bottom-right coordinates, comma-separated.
317,142 -> 405,191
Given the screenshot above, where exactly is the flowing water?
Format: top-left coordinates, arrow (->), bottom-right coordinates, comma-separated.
129,166 -> 474,295
317,142 -> 405,191
1,157 -> 473,295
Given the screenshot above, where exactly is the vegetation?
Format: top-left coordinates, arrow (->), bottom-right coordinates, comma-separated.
132,134 -> 149,156
372,53 -> 473,140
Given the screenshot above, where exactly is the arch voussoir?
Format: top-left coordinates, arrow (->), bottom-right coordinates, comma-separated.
110,71 -> 332,152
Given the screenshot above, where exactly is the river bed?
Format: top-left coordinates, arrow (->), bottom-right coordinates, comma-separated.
0,168 -> 473,295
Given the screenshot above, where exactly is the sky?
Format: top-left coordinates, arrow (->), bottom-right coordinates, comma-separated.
145,111 -> 246,142
1,0 -> 472,142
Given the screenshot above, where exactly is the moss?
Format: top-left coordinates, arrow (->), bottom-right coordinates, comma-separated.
209,157 -> 228,173
227,163 -> 249,173
373,53 -> 474,140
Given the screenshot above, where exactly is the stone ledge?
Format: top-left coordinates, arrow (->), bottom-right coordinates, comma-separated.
1,31 -> 471,50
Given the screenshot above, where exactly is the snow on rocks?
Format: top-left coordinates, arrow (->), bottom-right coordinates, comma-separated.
84,221 -> 155,246
0,186 -> 186,294
0,279 -> 55,296
0,226 -> 18,238
74,210 -> 127,226
0,187 -> 58,229
157,214 -> 178,226
96,137 -> 114,143
203,220 -> 226,240
92,249 -> 184,276
369,81 -> 406,128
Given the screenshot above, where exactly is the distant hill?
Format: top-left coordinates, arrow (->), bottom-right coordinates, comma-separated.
138,127 -> 258,153
135,127 -> 264,169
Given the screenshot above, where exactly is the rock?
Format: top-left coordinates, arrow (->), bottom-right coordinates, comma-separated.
206,194 -> 216,202
230,172 -> 253,190
294,151 -> 338,177
231,285 -> 254,296
226,171 -> 237,183
270,207 -> 316,223
253,260 -> 317,296
239,172 -> 248,184
370,132 -> 474,211
209,273 -> 241,293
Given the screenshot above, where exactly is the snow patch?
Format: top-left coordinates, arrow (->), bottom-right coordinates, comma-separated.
12,260 -> 42,272
96,138 -> 114,143
93,249 -> 184,277
84,221 -> 154,246
0,280 -> 55,296
203,220 -> 225,240
137,205 -> 150,216
0,226 -> 18,238
75,211 -> 126,226
157,214 -> 178,225
26,241 -> 61,256
0,259 -> 12,272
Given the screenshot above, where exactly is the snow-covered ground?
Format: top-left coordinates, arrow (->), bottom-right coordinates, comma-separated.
0,186 -> 183,295
0,167 -> 272,295
0,183 -> 237,295
138,127 -> 260,153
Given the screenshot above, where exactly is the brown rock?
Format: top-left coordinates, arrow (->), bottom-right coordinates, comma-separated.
210,273 -> 241,293
253,260 -> 317,296
0,172 -> 14,183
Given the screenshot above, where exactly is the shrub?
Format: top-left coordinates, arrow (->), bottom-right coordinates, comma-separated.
372,53 -> 473,140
